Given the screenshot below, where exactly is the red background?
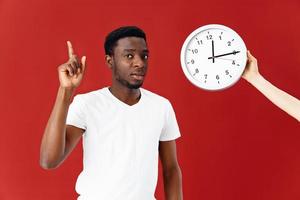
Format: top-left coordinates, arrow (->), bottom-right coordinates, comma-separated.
0,0 -> 299,199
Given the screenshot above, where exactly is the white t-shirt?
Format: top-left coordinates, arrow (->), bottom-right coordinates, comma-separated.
66,87 -> 181,200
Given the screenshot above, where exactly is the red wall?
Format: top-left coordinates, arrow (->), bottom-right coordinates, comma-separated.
0,0 -> 299,199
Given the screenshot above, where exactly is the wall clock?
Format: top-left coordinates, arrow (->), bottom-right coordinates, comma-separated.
180,24 -> 247,91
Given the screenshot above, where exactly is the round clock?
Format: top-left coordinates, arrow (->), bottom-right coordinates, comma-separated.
180,24 -> 247,91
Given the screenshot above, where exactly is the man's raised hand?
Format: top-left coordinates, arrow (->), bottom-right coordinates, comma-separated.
58,41 -> 86,90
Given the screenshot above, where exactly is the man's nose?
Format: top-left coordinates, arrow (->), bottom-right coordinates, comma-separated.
133,56 -> 145,68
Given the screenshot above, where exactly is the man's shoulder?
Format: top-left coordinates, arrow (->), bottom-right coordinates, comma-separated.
141,88 -> 171,105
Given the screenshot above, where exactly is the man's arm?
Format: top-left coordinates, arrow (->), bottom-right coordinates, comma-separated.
242,50 -> 300,122
39,41 -> 87,169
39,87 -> 84,169
159,140 -> 183,200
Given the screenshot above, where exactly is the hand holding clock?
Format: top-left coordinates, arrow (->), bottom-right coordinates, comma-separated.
241,50 -> 259,82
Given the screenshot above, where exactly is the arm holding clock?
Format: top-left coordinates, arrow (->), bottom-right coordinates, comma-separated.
242,50 -> 300,122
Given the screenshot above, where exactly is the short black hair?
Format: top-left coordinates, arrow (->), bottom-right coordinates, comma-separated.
104,26 -> 147,56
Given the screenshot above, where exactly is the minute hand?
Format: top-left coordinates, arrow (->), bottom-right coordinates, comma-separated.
208,51 -> 240,59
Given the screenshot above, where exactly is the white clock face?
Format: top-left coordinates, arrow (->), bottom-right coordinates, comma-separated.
180,24 -> 247,91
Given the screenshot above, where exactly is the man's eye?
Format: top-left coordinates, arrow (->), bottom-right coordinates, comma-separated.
144,55 -> 149,60
126,54 -> 133,59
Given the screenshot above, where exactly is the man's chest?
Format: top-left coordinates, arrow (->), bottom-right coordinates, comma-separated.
84,103 -> 165,148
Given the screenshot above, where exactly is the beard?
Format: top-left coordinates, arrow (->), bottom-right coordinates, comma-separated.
113,64 -> 146,89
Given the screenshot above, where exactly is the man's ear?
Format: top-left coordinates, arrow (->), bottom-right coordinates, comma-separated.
105,55 -> 113,69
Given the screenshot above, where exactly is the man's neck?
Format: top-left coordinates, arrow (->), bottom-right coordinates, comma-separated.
109,84 -> 141,106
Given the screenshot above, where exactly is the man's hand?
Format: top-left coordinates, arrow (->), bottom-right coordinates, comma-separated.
58,41 -> 87,90
242,50 -> 260,82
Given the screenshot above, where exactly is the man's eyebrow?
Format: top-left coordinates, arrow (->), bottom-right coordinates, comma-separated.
123,49 -> 149,53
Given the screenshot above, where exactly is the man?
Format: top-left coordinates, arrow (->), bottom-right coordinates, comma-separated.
40,26 -> 183,200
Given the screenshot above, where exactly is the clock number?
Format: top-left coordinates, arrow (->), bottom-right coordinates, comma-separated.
219,36 -> 222,40
227,41 -> 231,46
216,75 -> 220,84
191,59 -> 195,64
193,68 -> 199,76
192,49 -> 198,54
206,35 -> 213,40
225,70 -> 232,78
197,40 -> 203,45
204,74 -> 208,83
232,60 -> 235,65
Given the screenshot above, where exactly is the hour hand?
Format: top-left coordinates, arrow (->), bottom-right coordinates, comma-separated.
208,50 -> 240,59
212,40 -> 215,63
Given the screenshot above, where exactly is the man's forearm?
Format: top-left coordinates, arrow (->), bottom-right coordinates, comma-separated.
40,86 -> 74,169
163,166 -> 183,200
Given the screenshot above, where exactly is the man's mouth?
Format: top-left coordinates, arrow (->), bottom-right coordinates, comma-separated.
131,73 -> 145,81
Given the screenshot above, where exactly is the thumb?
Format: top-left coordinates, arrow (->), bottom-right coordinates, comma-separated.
247,50 -> 254,60
81,56 -> 87,74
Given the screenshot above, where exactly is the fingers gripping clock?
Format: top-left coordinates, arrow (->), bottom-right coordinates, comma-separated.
180,24 -> 247,91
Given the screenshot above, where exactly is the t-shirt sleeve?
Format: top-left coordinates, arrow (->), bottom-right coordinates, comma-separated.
66,95 -> 87,131
159,100 -> 181,141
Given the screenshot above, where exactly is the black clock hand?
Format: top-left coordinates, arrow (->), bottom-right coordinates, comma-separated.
208,50 -> 240,59
212,40 -> 215,63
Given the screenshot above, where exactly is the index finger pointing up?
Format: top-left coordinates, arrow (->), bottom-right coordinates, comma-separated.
67,41 -> 75,58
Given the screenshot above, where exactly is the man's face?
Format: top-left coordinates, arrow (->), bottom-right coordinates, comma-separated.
109,37 -> 149,89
